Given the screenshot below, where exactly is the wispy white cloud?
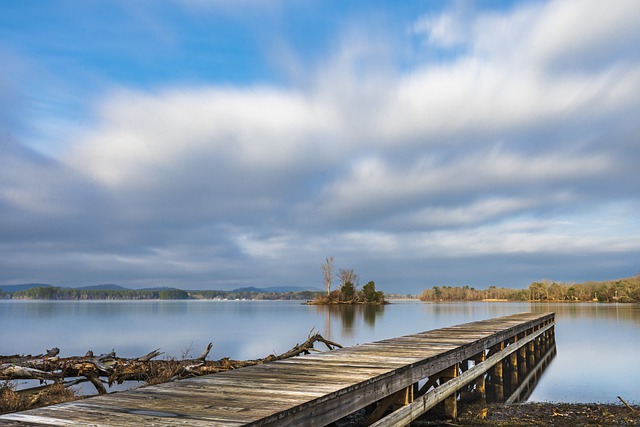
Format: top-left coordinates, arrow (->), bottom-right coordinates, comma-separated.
1,0 -> 640,290
411,10 -> 472,49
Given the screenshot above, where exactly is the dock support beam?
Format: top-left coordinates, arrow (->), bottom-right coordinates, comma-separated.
392,385 -> 415,410
489,342 -> 505,401
368,320 -> 555,427
508,337 -> 519,395
442,364 -> 458,419
518,336 -> 528,380
474,351 -> 486,401
527,337 -> 536,371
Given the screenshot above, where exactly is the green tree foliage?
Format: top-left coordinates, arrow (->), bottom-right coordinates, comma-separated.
159,289 -> 190,300
9,287 -> 323,301
340,281 -> 356,302
12,287 -> 161,300
362,281 -> 384,303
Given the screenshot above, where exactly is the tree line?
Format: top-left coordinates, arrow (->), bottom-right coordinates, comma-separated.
419,275 -> 640,303
2,287 -> 192,300
0,287 -> 322,301
190,290 -> 321,301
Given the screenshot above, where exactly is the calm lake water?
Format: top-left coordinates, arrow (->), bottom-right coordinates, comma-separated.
1,300 -> 638,404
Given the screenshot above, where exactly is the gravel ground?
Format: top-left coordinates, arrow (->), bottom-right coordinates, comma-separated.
413,402 -> 640,426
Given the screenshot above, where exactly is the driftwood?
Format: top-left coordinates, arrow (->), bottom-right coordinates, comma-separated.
618,396 -> 640,414
0,332 -> 342,396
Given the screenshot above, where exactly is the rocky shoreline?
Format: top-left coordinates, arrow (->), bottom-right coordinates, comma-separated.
416,402 -> 640,426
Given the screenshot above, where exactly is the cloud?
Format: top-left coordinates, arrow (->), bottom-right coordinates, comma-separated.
67,85 -> 343,234
526,0 -> 640,72
72,86 -> 338,186
2,0 -> 640,291
411,9 -> 472,49
305,148 -> 613,227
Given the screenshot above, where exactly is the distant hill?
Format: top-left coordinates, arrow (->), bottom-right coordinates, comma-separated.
232,286 -> 264,293
0,283 -> 54,293
231,286 -> 322,293
265,286 -> 322,293
76,284 -> 130,291
139,287 -> 180,292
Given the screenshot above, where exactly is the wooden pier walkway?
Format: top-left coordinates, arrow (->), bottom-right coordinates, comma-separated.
0,312 -> 555,427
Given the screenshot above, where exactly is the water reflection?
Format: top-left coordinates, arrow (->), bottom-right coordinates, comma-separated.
529,302 -> 640,324
311,304 -> 386,338
505,344 -> 557,403
363,304 -> 384,327
421,329 -> 558,413
1,300 -> 638,403
483,332 -> 557,405
8,300 -> 197,321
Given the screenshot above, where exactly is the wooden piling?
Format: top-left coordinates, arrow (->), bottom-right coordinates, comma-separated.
491,342 -> 505,401
518,342 -> 528,380
527,337 -> 536,371
441,363 -> 459,419
508,340 -> 519,395
474,351 -> 486,400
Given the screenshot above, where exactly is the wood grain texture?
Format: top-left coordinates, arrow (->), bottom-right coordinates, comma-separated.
0,312 -> 554,427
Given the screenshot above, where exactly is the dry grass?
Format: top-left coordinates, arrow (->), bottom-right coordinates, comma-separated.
144,359 -> 182,386
1,381 -> 80,415
0,382 -> 25,414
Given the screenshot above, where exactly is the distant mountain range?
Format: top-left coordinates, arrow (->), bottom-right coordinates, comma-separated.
77,284 -> 129,291
0,283 -> 321,294
0,283 -> 54,293
231,286 -> 321,293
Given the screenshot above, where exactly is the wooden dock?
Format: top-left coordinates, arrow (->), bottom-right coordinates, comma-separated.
0,312 -> 555,426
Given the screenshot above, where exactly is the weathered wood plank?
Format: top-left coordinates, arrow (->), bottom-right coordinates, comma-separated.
0,312 -> 555,427
369,322 -> 554,427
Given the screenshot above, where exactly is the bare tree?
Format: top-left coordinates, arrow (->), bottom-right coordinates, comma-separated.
338,268 -> 359,288
321,256 -> 334,296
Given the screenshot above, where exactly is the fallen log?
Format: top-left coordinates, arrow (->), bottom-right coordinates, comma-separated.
0,366 -> 59,382
0,332 -> 342,396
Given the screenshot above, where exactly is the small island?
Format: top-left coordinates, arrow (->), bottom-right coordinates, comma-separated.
306,257 -> 388,305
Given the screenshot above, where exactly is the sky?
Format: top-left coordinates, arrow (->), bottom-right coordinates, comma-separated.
1,0 -> 639,294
